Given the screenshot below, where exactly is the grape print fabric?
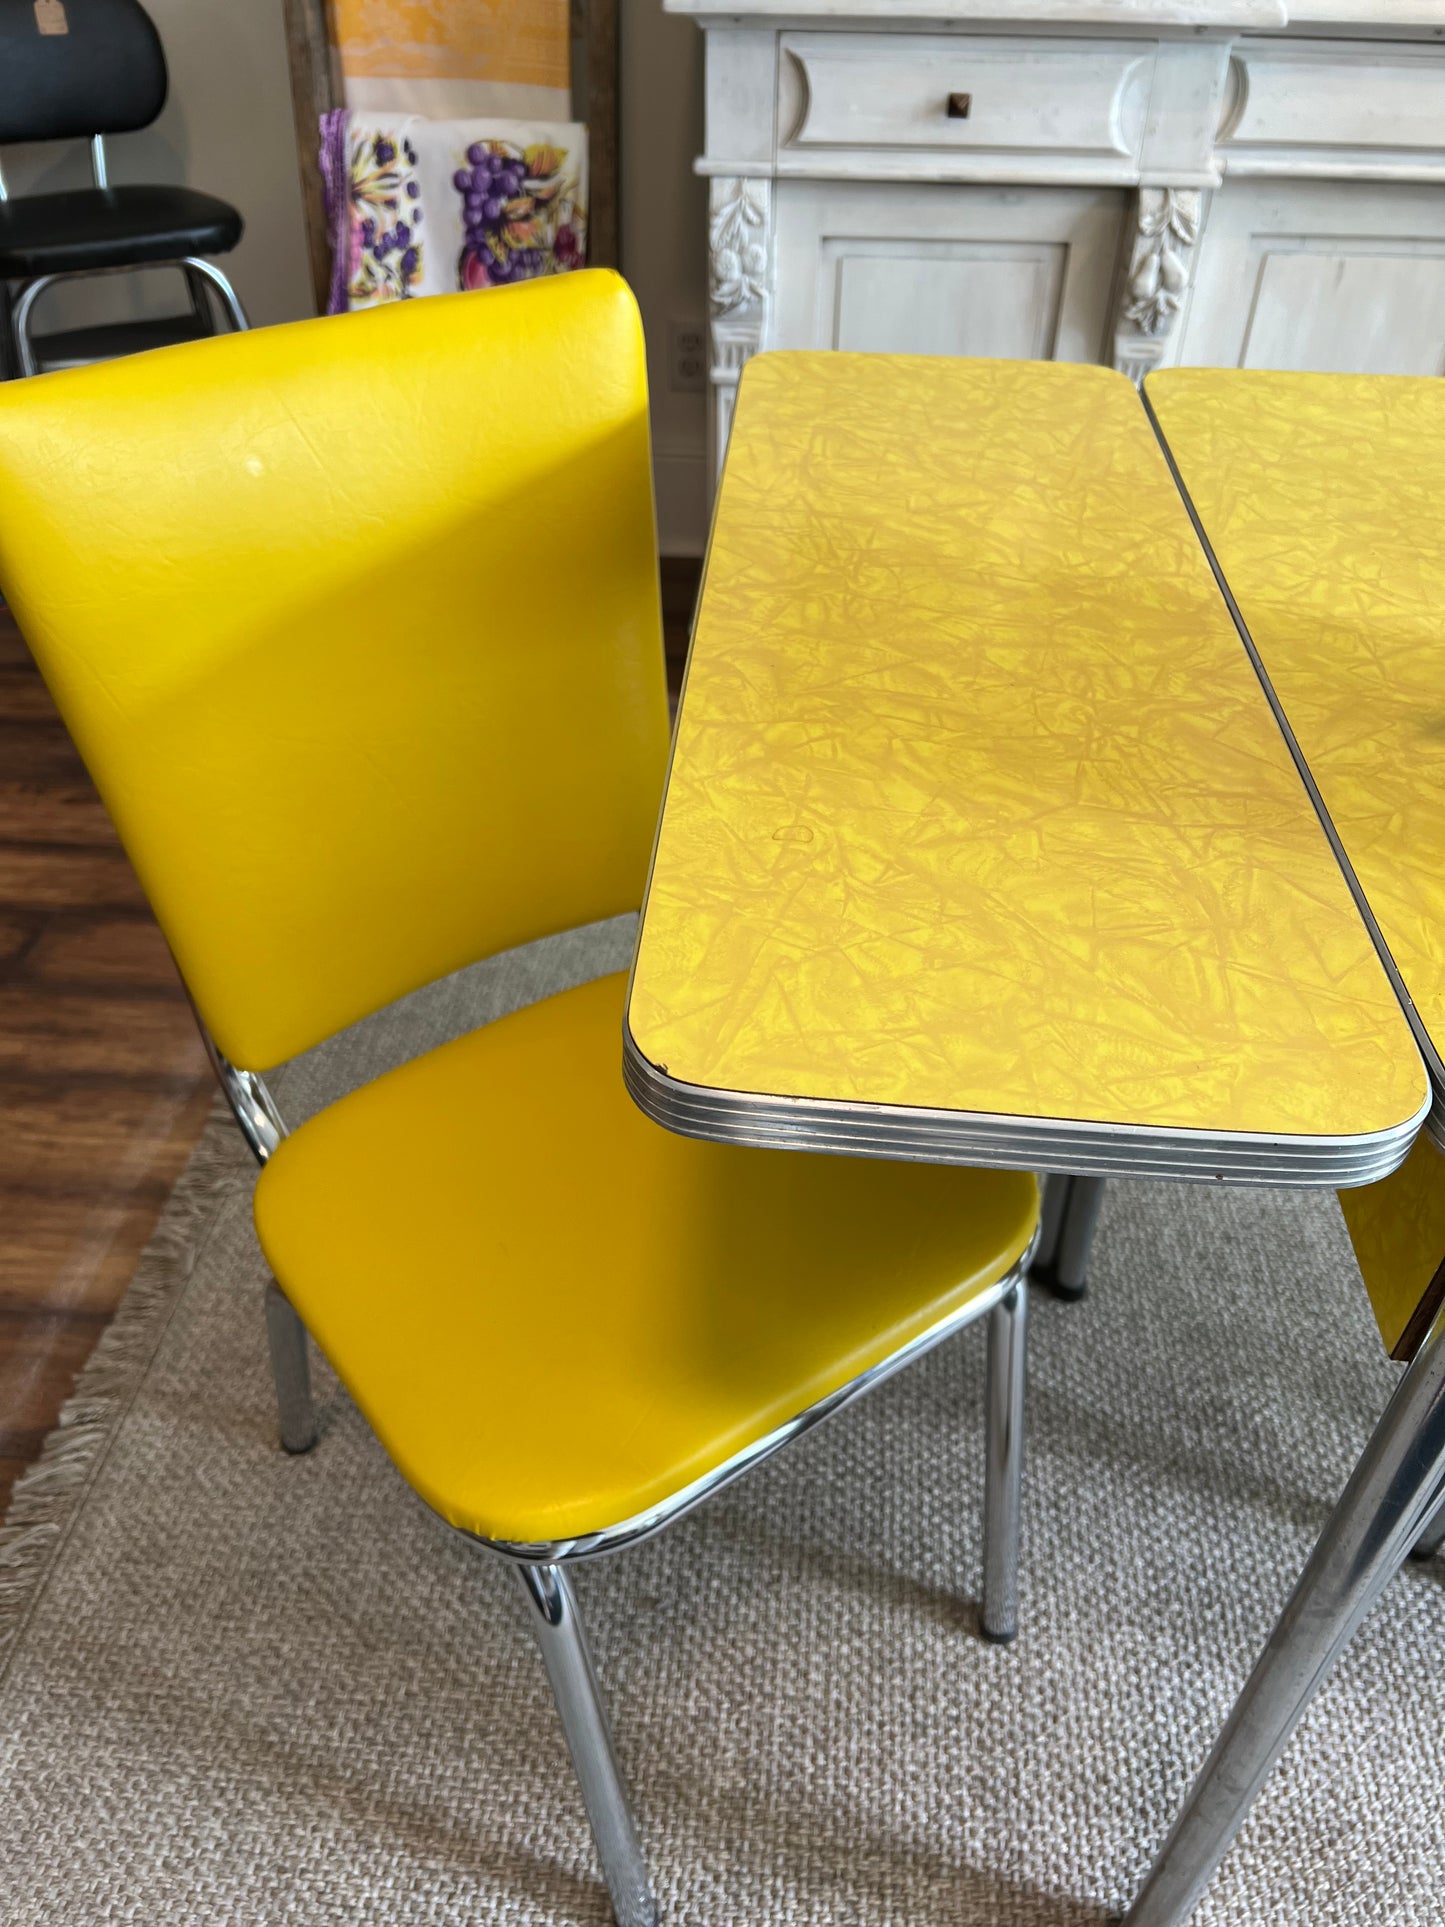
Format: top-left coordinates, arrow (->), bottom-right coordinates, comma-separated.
455,138 -> 584,288
322,119 -> 426,309
321,110 -> 587,313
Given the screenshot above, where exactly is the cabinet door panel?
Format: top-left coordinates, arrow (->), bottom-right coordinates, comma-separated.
772,181 -> 1127,366
1179,182 -> 1445,377
833,247 -> 1065,359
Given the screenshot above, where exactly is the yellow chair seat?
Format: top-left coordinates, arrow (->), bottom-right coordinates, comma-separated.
254,971 -> 1038,1545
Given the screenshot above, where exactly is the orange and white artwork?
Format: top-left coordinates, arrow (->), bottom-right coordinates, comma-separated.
332,0 -> 571,120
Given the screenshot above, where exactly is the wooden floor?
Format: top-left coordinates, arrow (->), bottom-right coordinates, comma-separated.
0,605 -> 214,1517
0,563 -> 699,1524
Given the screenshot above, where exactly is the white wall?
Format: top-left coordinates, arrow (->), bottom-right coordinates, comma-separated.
3,0 -> 314,333
619,0 -> 709,554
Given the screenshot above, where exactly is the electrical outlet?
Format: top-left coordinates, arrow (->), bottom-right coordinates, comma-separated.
669,321 -> 707,394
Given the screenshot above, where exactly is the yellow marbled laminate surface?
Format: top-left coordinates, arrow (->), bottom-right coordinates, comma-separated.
1147,370 -> 1445,1098
629,353 -> 1425,1150
1149,369 -> 1445,1348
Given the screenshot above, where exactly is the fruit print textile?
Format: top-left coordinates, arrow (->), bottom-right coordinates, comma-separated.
320,111 -> 587,314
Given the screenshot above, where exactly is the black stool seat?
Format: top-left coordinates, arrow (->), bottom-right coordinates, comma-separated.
0,184 -> 242,277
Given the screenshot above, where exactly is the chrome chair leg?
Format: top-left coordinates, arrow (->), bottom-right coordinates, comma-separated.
982,1276 -> 1028,1642
1410,1484 -> 1445,1561
1123,1298 -> 1445,1927
264,1279 -> 317,1454
514,1561 -> 659,1927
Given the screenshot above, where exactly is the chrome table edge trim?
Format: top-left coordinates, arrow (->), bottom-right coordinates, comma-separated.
622,1025 -> 1426,1189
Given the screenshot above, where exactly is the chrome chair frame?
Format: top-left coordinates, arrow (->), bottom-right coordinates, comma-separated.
1,138 -> 249,378
1410,1483 -> 1445,1560
1123,1286 -> 1445,1925
202,1017 -> 1036,1927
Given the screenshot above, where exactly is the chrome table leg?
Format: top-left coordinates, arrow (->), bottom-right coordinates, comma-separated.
1032,1174 -> 1070,1276
1123,1299 -> 1445,1927
1054,1175 -> 1106,1299
1031,1176 -> 1106,1300
515,1561 -> 659,1927
264,1280 -> 317,1454
982,1277 -> 1029,1642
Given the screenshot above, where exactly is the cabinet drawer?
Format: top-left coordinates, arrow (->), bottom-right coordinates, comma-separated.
778,33 -> 1155,181
1221,42 -> 1445,176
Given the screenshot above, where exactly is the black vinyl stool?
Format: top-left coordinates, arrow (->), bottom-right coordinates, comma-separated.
0,0 -> 247,377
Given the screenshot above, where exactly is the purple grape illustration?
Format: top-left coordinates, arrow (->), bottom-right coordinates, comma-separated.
345,129 -> 424,304
454,140 -> 585,290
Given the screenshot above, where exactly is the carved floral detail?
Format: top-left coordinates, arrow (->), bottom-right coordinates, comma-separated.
1123,189 -> 1201,339
710,179 -> 770,317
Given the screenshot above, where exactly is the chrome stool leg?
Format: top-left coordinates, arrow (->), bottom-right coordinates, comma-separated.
264,1279 -> 317,1454
179,256 -> 249,332
515,1561 -> 658,1927
12,274 -> 56,378
0,278 -> 18,380
1410,1483 -> 1445,1561
1123,1298 -> 1445,1927
982,1276 -> 1029,1642
181,262 -> 217,335
10,259 -> 248,380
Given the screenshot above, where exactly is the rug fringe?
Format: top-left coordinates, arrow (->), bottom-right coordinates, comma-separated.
0,1111 -> 245,1675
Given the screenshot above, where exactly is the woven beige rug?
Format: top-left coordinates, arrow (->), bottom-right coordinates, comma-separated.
2,919 -> 1443,1925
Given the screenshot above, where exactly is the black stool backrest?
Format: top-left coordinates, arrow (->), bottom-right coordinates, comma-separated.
0,0 -> 166,145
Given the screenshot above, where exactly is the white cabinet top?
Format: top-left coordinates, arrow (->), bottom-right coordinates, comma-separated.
1291,2 -> 1445,21
665,1 -> 1287,24
665,0 -> 1444,29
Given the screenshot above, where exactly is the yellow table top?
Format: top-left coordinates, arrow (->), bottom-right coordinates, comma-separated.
1147,368 -> 1445,1150
626,353 -> 1426,1182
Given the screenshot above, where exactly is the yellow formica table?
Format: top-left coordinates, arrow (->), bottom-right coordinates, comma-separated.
626,353 -> 1426,1186
1150,369 -> 1445,1358
1119,371 -> 1445,1927
627,353 -> 1439,1927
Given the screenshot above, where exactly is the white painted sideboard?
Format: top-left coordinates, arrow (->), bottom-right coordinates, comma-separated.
665,0 -> 1445,468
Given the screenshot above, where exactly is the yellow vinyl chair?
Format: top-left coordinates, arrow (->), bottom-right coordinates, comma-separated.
0,271 -> 1039,1926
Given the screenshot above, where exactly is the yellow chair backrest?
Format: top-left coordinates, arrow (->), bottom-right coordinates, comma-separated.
0,271 -> 670,1069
